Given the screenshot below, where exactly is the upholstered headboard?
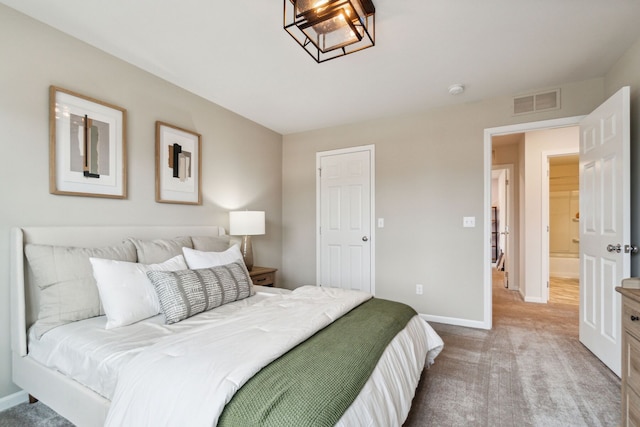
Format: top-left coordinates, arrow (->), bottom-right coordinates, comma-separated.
10,226 -> 227,357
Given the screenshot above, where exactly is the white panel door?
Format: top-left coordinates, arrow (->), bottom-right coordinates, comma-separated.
318,149 -> 372,292
579,86 -> 630,377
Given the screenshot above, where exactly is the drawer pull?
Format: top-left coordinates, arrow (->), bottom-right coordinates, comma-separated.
631,315 -> 640,322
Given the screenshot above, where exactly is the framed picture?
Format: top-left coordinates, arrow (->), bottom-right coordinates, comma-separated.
155,121 -> 202,205
49,86 -> 127,198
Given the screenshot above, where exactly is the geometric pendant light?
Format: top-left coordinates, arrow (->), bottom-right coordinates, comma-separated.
284,0 -> 375,63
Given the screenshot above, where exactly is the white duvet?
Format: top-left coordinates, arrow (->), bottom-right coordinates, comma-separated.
29,285 -> 443,426
106,286 -> 373,427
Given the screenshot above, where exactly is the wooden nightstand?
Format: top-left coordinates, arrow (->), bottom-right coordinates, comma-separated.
249,266 -> 278,287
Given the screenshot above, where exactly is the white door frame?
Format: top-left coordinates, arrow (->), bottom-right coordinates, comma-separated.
315,144 -> 376,294
483,116 -> 584,329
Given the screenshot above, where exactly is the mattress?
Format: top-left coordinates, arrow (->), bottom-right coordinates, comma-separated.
28,286 -> 443,425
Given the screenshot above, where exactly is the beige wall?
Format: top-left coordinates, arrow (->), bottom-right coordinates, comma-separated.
282,79 -> 605,327
0,6 -> 283,400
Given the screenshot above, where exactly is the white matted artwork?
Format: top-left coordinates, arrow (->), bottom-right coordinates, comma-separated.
155,121 -> 202,205
49,86 -> 127,198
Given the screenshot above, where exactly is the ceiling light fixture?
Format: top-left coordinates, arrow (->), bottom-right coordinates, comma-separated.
284,0 -> 375,63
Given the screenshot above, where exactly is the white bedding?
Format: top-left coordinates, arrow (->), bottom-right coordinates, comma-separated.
107,285 -> 372,426
28,287 -> 291,399
28,286 -> 443,427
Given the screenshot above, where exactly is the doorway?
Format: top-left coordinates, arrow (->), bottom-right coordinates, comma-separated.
491,164 -> 515,289
483,116 -> 583,329
547,154 -> 579,304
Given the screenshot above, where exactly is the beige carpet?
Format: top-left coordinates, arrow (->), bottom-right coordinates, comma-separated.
403,272 -> 621,427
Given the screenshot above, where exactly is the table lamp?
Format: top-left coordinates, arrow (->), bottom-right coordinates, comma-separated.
229,210 -> 265,271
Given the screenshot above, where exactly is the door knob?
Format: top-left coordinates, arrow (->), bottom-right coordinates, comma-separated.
362,236 -> 368,242
625,244 -> 639,254
607,244 -> 622,253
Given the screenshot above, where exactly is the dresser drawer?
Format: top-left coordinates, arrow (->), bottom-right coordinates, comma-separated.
627,332 -> 640,399
624,298 -> 640,341
627,383 -> 640,427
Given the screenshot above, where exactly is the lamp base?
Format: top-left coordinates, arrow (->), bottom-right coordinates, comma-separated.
240,235 -> 254,271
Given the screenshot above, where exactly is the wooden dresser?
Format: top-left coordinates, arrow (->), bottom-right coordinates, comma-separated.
617,286 -> 640,426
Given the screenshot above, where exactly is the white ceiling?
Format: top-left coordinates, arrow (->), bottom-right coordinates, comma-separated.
3,0 -> 640,135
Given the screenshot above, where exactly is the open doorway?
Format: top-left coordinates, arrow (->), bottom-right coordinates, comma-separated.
548,155 -> 579,305
482,117 -> 583,329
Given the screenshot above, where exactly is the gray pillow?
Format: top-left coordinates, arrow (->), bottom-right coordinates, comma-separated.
25,242 -> 137,338
127,236 -> 193,264
147,261 -> 253,324
190,235 -> 231,252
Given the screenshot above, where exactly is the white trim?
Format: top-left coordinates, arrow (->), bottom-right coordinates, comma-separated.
0,390 -> 28,412
483,116 -> 584,329
419,313 -> 488,330
315,145 -> 376,294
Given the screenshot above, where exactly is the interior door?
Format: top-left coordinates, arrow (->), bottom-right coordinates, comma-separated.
579,86 -> 630,377
317,147 -> 373,292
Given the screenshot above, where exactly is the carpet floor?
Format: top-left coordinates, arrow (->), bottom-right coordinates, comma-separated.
403,273 -> 621,427
0,274 -> 621,426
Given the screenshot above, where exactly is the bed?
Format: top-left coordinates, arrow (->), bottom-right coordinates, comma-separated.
10,226 -> 443,427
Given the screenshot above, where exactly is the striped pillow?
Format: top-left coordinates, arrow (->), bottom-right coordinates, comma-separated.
147,261 -> 253,324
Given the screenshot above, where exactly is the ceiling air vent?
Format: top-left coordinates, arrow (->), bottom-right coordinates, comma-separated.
513,89 -> 560,115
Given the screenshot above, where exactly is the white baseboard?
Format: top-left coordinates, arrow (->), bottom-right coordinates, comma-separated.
419,313 -> 490,330
0,390 -> 28,412
524,296 -> 546,303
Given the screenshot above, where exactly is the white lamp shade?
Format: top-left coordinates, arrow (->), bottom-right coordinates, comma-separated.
229,211 -> 265,236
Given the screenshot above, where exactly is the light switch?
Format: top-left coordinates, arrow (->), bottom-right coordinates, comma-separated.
378,218 -> 384,228
463,217 -> 476,228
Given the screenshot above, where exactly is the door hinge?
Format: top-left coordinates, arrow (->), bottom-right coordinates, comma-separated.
547,281 -> 549,288
318,167 -> 322,177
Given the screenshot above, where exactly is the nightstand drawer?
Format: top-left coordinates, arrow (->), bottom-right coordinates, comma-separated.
252,271 -> 275,287
249,266 -> 278,287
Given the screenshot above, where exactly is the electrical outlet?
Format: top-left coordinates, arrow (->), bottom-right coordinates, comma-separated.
463,216 -> 476,228
416,284 -> 423,295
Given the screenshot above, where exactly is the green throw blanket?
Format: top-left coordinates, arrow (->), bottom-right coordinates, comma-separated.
218,298 -> 417,427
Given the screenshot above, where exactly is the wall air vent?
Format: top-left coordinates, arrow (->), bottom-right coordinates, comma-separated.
513,89 -> 560,115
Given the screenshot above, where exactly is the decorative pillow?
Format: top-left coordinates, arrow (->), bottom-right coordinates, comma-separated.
147,262 -> 253,324
190,235 -> 232,252
25,242 -> 137,338
182,245 -> 244,269
90,254 -> 188,329
127,236 -> 193,264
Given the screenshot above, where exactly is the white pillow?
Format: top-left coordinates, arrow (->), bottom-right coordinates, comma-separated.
90,255 -> 188,329
182,245 -> 244,269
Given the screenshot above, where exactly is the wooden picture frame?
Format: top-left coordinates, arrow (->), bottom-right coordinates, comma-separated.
155,121 -> 202,205
49,86 -> 127,198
